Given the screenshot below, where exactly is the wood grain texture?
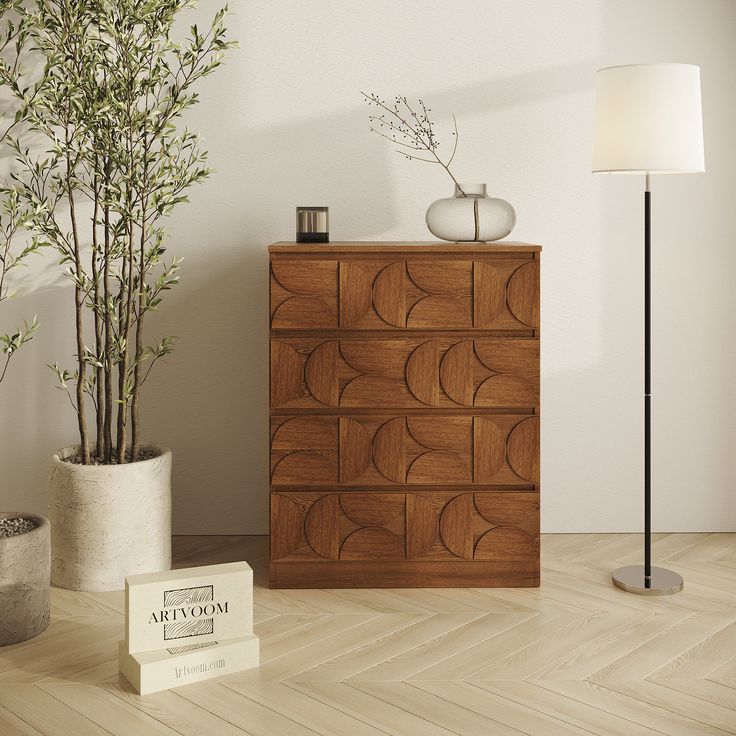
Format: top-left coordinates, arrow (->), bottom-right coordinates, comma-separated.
270,243 -> 541,588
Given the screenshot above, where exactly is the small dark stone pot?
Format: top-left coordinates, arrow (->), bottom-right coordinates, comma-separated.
0,512 -> 50,646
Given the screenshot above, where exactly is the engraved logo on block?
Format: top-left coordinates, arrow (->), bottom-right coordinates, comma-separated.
149,584 -> 215,641
163,585 -> 214,640
146,583 -> 231,641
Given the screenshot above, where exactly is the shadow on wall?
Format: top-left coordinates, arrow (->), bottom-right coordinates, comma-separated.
140,245 -> 270,536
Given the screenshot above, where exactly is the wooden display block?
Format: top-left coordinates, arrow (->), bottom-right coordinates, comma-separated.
118,636 -> 259,695
125,561 -> 253,653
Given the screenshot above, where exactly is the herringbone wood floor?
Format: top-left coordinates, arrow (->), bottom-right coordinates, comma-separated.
1,534 -> 735,735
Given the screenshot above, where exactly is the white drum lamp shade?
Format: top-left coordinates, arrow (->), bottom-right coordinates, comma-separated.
593,63 -> 705,174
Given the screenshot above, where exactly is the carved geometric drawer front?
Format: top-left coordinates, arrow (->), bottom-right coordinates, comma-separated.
407,492 -> 539,561
271,337 -> 539,410
270,415 -> 540,487
271,492 -> 406,561
270,491 -> 539,563
270,258 -> 539,331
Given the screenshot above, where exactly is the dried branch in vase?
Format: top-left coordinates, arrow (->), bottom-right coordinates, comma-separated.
360,92 -> 466,196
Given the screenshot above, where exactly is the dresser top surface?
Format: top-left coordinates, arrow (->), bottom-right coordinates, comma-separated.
269,241 -> 542,254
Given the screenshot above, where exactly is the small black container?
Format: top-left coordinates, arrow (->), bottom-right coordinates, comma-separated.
296,206 -> 329,243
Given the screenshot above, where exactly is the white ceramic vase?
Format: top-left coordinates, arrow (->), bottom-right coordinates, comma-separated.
426,183 -> 516,242
0,513 -> 50,646
48,446 -> 172,592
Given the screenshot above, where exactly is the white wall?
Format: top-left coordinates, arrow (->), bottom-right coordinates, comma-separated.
1,0 -> 734,534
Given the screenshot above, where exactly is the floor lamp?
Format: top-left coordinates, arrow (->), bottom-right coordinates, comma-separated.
592,63 -> 705,595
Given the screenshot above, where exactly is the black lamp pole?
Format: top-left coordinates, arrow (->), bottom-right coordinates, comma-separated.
612,174 -> 684,595
644,176 -> 652,586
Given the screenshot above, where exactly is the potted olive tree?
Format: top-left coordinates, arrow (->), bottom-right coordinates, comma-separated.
0,187 -> 48,645
0,0 -> 233,591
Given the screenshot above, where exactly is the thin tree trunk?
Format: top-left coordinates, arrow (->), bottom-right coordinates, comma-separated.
130,204 -> 146,461
66,145 -> 90,464
116,69 -> 136,464
131,59 -> 153,463
91,172 -> 104,458
116,220 -> 135,463
102,159 -> 113,463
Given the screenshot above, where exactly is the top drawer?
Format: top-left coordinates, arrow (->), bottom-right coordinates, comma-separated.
270,257 -> 539,332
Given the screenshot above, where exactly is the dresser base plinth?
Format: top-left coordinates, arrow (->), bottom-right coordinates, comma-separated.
270,560 -> 540,589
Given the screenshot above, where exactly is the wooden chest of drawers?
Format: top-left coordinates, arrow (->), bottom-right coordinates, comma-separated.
269,242 -> 541,588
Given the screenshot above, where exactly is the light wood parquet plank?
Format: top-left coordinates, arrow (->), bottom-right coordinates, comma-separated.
652,678 -> 736,713
50,588 -> 120,619
650,620 -> 736,680
467,609 -> 641,681
413,680 -> 597,736
326,587 -> 447,614
289,681 -> 458,736
233,614 -> 428,683
589,611 -> 736,682
707,654 -> 736,689
613,533 -> 718,566
532,610 -> 689,681
664,534 -> 736,563
0,685 -> 112,736
352,681 -> 528,735
406,610 -> 564,681
536,679 -> 735,736
600,679 -> 736,734
471,679 -> 672,736
222,680 -> 392,736
348,612 -> 538,683
259,613 -> 388,665
672,562 -> 736,593
289,612 -> 485,683
80,590 -> 125,615
466,583 -> 596,616
268,589 -> 391,615
103,679 -> 259,736
359,587 -> 503,614
38,683 -> 184,736
253,612 -> 327,642
0,616 -> 122,684
174,680 -> 318,736
0,704 -> 45,736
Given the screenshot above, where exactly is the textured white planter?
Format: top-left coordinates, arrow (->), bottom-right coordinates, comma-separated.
0,513 -> 50,646
48,446 -> 172,592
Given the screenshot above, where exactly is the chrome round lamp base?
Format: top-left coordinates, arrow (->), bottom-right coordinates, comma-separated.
612,565 -> 683,596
